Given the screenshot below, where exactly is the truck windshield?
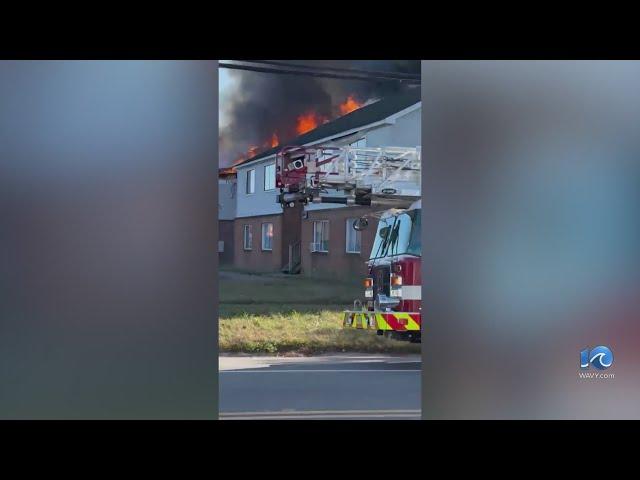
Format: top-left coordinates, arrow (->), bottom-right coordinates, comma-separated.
369,208 -> 421,260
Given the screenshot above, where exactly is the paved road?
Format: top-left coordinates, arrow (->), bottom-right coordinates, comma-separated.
219,354 -> 421,420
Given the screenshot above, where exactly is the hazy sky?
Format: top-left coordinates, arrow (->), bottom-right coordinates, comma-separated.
218,65 -> 234,129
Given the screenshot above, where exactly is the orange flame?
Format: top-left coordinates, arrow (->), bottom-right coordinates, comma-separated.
296,112 -> 323,135
232,154 -> 246,166
232,97 -> 365,166
339,95 -> 363,115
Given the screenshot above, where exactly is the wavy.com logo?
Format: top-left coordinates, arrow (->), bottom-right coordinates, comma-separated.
579,346 -> 615,379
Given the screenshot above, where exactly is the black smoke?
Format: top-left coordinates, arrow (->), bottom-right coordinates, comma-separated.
219,60 -> 420,167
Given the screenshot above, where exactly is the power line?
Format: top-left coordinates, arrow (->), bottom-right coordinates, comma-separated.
219,62 -> 421,84
241,60 -> 420,81
224,61 -> 420,82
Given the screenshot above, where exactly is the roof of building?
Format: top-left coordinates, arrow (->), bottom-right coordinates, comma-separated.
232,87 -> 421,168
218,166 -> 237,178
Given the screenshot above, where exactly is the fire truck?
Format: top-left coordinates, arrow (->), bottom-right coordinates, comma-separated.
275,144 -> 421,342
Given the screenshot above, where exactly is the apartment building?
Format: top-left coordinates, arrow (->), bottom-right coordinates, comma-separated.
221,88 -> 421,278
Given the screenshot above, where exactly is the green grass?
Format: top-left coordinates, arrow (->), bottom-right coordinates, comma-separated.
219,271 -> 420,355
219,271 -> 362,305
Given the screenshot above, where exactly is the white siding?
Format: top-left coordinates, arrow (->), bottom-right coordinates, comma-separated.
218,178 -> 237,220
365,107 -> 421,148
236,156 -> 282,218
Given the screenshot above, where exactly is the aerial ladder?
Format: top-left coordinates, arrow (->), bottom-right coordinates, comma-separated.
275,145 -> 421,210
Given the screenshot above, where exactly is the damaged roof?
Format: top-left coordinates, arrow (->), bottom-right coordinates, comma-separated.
233,87 -> 421,167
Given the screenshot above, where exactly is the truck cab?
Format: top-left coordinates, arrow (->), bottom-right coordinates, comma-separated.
345,200 -> 422,342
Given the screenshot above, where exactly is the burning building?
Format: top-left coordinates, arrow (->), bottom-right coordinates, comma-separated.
219,60 -> 420,169
219,87 -> 421,277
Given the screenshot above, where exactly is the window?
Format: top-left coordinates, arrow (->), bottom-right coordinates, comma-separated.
369,209 -> 420,260
264,164 -> 276,191
246,169 -> 255,194
349,137 -> 367,149
312,220 -> 329,252
243,225 -> 252,250
345,218 -> 361,253
261,223 -> 273,251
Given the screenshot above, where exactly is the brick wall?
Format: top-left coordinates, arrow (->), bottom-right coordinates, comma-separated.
218,220 -> 235,265
233,214 -> 284,272
301,206 -> 376,280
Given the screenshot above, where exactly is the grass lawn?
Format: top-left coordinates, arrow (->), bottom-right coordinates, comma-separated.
219,270 -> 421,355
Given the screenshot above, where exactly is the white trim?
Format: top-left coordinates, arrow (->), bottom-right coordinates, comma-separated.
345,218 -> 361,254
245,168 -> 256,194
263,163 -> 276,192
312,220 -> 329,253
385,101 -> 422,124
261,222 -> 273,251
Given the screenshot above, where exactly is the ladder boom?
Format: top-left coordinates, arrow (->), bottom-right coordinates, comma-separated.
275,145 -> 421,208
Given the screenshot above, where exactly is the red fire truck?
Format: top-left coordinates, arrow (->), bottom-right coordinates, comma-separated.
275,145 -> 421,342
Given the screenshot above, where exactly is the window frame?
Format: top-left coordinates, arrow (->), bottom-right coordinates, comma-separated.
243,224 -> 253,251
246,169 -> 255,195
345,218 -> 361,254
263,163 -> 276,191
312,220 -> 330,253
261,222 -> 273,251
